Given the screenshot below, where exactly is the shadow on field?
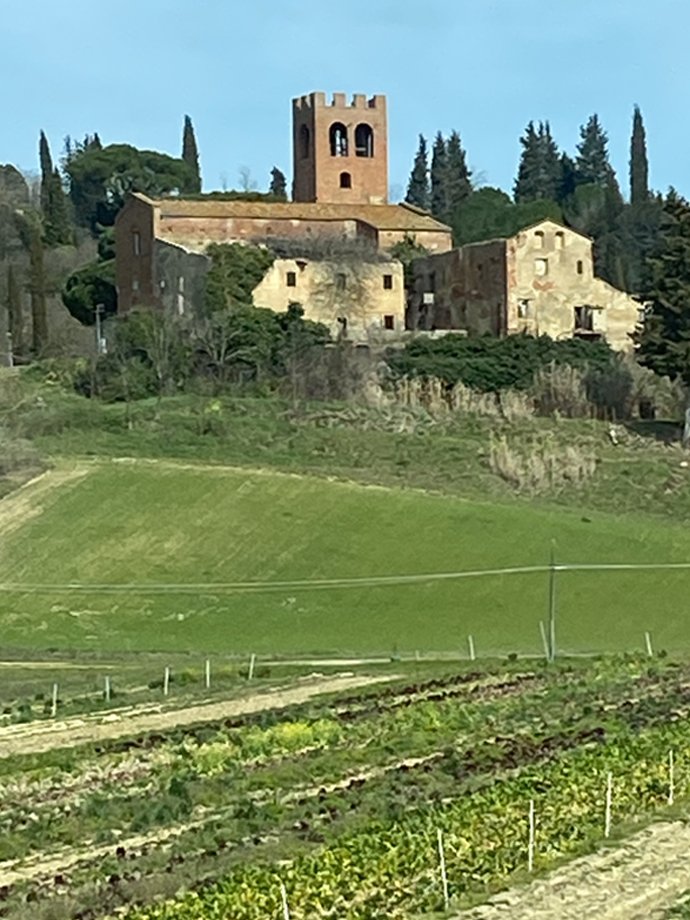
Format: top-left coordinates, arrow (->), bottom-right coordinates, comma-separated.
624,419 -> 682,444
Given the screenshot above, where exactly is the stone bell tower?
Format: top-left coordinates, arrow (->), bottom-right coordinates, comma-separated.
292,92 -> 389,205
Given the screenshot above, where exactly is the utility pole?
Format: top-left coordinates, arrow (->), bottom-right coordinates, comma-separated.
548,541 -> 557,663
95,303 -> 106,356
6,331 -> 13,368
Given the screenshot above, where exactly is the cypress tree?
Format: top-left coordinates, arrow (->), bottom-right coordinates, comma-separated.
445,130 -> 472,215
38,132 -> 73,246
5,264 -> 23,357
14,212 -> 47,354
636,190 -> 690,386
182,115 -> 202,194
430,132 -> 448,220
405,135 -> 431,211
576,115 -> 611,187
269,167 -> 288,201
630,105 -> 649,205
514,121 -> 561,203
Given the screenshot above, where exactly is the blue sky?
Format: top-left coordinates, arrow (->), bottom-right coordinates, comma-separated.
1,0 -> 687,200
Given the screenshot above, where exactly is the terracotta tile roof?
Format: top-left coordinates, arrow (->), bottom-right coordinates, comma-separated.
136,194 -> 450,233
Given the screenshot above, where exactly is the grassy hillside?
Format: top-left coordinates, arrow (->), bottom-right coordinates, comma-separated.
2,459 -> 690,656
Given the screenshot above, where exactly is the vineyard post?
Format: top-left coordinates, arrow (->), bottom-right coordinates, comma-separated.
105,675 -> 111,703
528,799 -> 535,872
539,621 -> 549,661
669,750 -> 675,806
645,631 -> 654,658
205,658 -> 211,690
280,882 -> 290,920
468,635 -> 476,662
437,829 -> 449,910
605,772 -> 612,838
164,666 -> 170,697
548,542 -> 556,663
51,682 -> 58,718
249,653 -> 256,681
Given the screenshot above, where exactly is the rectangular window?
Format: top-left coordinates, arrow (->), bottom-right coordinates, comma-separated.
336,273 -> 347,291
383,315 -> 395,330
535,231 -> 545,249
517,299 -> 530,319
535,258 -> 548,276
383,274 -> 393,290
555,232 -> 565,249
286,271 -> 297,287
577,260 -> 584,275
574,305 -> 594,332
133,231 -> 141,256
132,279 -> 140,292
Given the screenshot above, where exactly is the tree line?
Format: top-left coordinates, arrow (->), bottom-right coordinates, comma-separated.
405,107 -> 660,295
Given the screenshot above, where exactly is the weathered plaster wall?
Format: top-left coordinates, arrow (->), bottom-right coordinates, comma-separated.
253,257 -> 405,343
153,241 -> 209,318
409,241 -> 506,332
509,220 -> 639,350
379,228 -> 453,254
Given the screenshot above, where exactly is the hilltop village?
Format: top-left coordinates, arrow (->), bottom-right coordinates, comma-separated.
115,92 -> 639,349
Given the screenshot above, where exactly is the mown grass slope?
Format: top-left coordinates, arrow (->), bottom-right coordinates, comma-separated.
2,459 -> 690,656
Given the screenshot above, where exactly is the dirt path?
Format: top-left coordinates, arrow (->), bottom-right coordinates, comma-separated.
456,820 -> 690,920
0,462 -> 91,541
0,673 -> 393,758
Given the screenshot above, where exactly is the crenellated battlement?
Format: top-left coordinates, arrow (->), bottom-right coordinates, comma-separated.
293,92 -> 385,111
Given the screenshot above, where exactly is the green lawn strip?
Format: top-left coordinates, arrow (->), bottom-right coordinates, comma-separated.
3,460 -> 690,656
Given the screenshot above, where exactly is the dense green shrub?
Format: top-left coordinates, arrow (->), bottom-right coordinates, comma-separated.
387,333 -> 615,392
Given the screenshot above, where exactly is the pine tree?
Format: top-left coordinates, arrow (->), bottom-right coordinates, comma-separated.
269,167 -> 288,201
5,264 -> 23,357
445,130 -> 472,215
576,115 -> 611,187
430,133 -> 448,220
182,115 -> 202,194
630,106 -> 649,205
405,135 -> 430,211
514,121 -> 561,202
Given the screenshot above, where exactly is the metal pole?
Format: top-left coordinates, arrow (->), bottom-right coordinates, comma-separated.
6,331 -> 13,368
605,771 -> 612,838
548,541 -> 557,662
437,828 -> 449,910
95,304 -> 104,356
528,799 -> 535,872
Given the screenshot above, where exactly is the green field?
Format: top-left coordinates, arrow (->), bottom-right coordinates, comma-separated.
2,458 -> 690,656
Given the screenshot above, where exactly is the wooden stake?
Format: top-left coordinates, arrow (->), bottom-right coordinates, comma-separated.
280,882 -> 290,920
605,771 -> 612,838
539,621 -> 549,660
669,749 -> 675,806
163,666 -> 170,697
105,675 -> 111,703
205,658 -> 211,690
645,631 -> 654,658
548,542 -> 557,663
528,799 -> 535,872
437,828 -> 449,910
51,682 -> 58,718
248,653 -> 256,681
468,635 -> 476,662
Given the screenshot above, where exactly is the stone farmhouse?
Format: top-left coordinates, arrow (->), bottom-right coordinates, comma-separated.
115,92 -> 451,343
409,219 -> 641,351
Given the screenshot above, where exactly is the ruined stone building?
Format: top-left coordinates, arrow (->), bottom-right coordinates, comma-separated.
114,92 -> 452,343
409,220 -> 642,351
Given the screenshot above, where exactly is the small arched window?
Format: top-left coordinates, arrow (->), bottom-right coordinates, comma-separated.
330,122 -> 349,157
340,172 -> 352,189
355,123 -> 374,158
299,124 -> 310,160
